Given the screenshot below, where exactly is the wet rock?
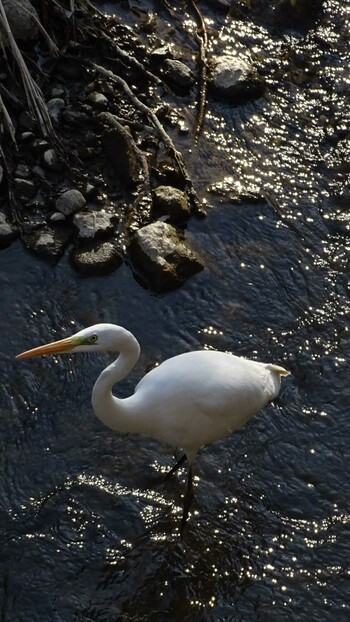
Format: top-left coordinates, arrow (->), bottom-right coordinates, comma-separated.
2,0 -> 39,41
86,92 -> 108,109
209,55 -> 265,103
51,87 -> 65,98
32,165 -> 46,179
0,212 -> 18,248
102,124 -> 143,187
19,131 -> 34,142
70,242 -> 122,276
162,59 -> 194,93
62,110 -> 90,127
13,177 -> 37,200
56,189 -> 86,216
73,211 -> 116,240
42,148 -> 64,172
129,221 -> 204,292
208,178 -> 265,203
47,98 -> 65,123
15,164 -> 31,178
23,226 -> 72,260
153,186 -> 191,220
50,212 -> 66,223
150,45 -> 172,60
31,138 -> 50,155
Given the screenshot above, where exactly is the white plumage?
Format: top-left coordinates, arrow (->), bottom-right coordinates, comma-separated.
17,323 -> 289,532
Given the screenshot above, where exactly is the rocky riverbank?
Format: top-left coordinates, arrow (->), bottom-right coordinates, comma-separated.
0,0 -> 323,291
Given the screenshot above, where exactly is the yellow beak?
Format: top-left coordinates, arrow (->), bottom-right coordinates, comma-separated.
16,336 -> 76,359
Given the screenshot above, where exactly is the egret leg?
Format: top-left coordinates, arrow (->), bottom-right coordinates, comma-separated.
180,463 -> 194,535
163,453 -> 187,481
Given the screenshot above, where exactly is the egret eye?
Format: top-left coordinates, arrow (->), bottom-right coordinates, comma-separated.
89,335 -> 98,343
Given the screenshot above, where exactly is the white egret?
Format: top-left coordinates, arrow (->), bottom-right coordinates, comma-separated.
16,323 -> 289,532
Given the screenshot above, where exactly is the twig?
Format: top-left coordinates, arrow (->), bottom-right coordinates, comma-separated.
0,0 -> 56,139
84,60 -> 201,211
191,0 -> 208,139
0,93 -> 16,142
98,111 -> 151,203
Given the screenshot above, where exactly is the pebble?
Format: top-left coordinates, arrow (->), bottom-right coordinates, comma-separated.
42,148 -> 64,172
47,98 -> 65,123
86,92 -> 109,109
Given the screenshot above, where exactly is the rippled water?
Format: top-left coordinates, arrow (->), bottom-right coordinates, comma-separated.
1,1 -> 350,620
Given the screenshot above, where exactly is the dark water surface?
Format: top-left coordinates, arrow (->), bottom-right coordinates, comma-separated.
1,1 -> 350,620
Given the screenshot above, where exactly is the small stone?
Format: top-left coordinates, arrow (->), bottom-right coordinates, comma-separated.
86,92 -> 108,109
178,119 -> 190,134
84,183 -> 97,198
51,87 -> 65,98
43,148 -> 63,171
56,189 -> 86,216
209,54 -> 264,102
19,131 -> 34,142
50,212 -> 66,222
13,177 -> 37,199
129,221 -> 203,292
163,59 -> 194,92
70,242 -> 122,276
47,98 -> 65,123
32,166 -> 46,179
0,212 -> 18,247
31,139 -> 50,155
153,186 -> 191,220
23,226 -> 72,260
15,164 -> 31,178
150,45 -> 172,60
73,211 -> 116,239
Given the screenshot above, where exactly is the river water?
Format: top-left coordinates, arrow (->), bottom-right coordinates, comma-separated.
1,1 -> 350,620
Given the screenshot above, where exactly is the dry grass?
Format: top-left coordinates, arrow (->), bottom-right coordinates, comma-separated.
0,0 -> 56,139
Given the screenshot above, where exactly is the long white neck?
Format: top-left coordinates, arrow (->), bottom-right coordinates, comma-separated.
91,333 -> 141,433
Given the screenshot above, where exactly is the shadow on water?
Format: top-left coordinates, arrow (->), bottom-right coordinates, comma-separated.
1,1 -> 350,620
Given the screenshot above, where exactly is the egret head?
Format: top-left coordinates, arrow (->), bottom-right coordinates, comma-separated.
16,323 -> 138,359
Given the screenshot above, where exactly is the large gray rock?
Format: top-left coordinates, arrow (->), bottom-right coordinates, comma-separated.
209,55 -> 264,103
70,242 -> 122,276
56,189 -> 86,216
2,0 -> 39,41
129,221 -> 203,292
73,212 -> 117,240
